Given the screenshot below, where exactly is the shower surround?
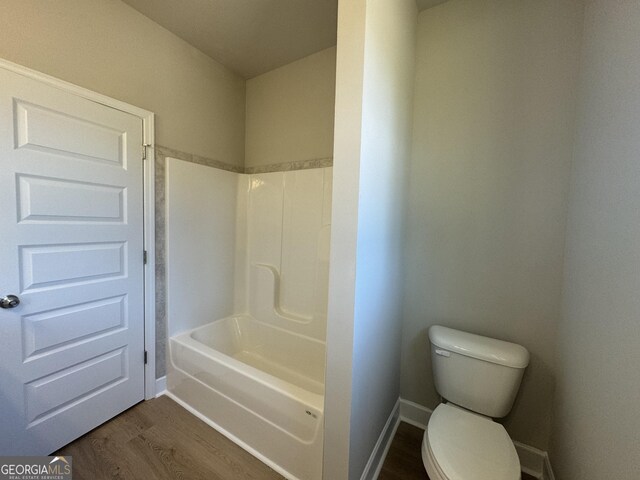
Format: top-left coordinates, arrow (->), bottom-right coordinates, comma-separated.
164,157 -> 332,480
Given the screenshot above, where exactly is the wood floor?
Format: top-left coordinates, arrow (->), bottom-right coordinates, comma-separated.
379,422 -> 429,480
57,397 -> 536,480
55,396 -> 283,480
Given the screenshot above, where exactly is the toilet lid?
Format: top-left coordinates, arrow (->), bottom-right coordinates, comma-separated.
427,403 -> 520,480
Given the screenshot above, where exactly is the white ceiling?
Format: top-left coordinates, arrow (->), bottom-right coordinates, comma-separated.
122,0 -> 448,79
122,0 -> 338,79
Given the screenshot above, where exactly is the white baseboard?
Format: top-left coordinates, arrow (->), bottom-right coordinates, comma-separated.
398,399 -> 554,480
360,399 -> 400,480
399,398 -> 432,429
155,376 -> 167,397
543,453 -> 556,480
513,441 -> 545,478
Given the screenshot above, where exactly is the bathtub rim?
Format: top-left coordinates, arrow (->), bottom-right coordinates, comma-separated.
170,314 -> 325,412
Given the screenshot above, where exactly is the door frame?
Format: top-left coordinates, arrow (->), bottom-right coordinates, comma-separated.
0,58 -> 158,400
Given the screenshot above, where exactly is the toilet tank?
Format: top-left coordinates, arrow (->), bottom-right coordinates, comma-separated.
429,325 -> 530,418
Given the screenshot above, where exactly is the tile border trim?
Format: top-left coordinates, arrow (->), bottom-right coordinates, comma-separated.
153,146 -> 333,378
156,145 -> 333,174
244,157 -> 334,174
156,145 -> 243,173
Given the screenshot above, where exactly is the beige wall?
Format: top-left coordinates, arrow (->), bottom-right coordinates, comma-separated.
550,1 -> 640,477
0,0 -> 245,166
324,0 -> 417,477
245,47 -> 336,168
401,0 -> 584,450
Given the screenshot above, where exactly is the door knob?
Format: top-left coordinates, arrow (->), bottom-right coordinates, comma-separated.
0,295 -> 20,309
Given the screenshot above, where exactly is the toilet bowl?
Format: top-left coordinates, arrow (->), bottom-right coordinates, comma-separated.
421,403 -> 520,480
423,326 -> 529,480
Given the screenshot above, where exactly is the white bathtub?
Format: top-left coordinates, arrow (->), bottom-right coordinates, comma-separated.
167,314 -> 325,480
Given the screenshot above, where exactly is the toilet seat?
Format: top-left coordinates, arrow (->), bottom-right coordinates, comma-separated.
422,403 -> 521,480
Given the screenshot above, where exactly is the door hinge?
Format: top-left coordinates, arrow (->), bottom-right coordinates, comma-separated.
143,250 -> 148,265
144,350 -> 148,364
142,143 -> 151,160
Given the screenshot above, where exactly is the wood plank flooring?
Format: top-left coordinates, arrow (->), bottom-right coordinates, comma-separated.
55,396 -> 283,480
379,421 -> 429,480
57,397 -> 537,480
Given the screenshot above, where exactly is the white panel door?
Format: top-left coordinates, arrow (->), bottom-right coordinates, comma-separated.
0,67 -> 145,455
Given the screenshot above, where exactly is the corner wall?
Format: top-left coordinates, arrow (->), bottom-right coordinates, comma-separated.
550,1 -> 640,477
401,0 -> 584,451
245,47 -> 336,171
0,0 -> 245,166
323,0 -> 417,478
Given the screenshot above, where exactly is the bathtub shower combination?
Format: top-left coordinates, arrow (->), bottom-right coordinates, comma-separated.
164,158 -> 332,480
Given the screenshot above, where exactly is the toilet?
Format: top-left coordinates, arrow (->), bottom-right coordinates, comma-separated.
422,325 -> 530,480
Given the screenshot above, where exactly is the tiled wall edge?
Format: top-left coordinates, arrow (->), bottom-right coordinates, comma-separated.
156,145 -> 243,173
153,146 -> 333,378
154,148 -> 168,378
244,157 -> 334,174
154,146 -> 241,378
157,145 -> 333,174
